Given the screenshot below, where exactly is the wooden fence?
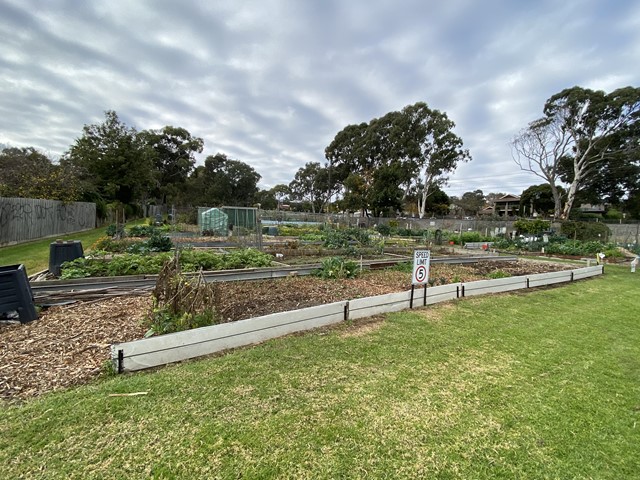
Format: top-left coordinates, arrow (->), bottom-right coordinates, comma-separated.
0,197 -> 96,246
111,265 -> 603,372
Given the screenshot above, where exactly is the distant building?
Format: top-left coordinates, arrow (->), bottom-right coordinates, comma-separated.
478,206 -> 495,216
578,203 -> 606,214
492,194 -> 520,217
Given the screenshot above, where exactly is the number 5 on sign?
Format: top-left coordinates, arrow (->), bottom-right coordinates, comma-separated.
412,250 -> 431,285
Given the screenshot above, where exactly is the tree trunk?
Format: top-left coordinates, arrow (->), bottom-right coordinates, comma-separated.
561,161 -> 584,220
417,184 -> 430,219
549,183 -> 563,219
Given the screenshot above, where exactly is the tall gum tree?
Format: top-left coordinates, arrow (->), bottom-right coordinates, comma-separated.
513,86 -> 640,220
401,103 -> 471,218
325,102 -> 470,217
65,110 -> 153,205
511,117 -> 571,218
139,126 -> 204,205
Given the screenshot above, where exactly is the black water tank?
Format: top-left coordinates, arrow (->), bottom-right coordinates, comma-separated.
49,240 -> 84,277
0,264 -> 38,323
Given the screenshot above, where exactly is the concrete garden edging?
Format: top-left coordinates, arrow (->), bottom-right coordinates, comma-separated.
111,265 -> 603,372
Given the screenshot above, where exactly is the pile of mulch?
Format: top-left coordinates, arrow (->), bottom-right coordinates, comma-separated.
0,260 -> 573,402
0,297 -> 150,401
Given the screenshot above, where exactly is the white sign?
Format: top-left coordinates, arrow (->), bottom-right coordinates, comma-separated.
412,250 -> 431,285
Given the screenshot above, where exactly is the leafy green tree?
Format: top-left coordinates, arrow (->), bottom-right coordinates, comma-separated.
325,102 -> 470,218
139,126 -> 204,204
558,130 -> 640,211
254,185 -> 291,210
400,103 -> 471,217
288,162 -> 331,213
454,189 -> 485,216
547,86 -> 640,219
513,218 -> 551,234
255,189 -> 277,210
339,173 -> 368,214
624,191 -> 640,219
421,185 -> 450,216
561,221 -> 611,241
65,111 -> 153,204
0,147 -> 82,201
368,163 -> 405,217
519,184 -> 560,217
199,153 -> 261,206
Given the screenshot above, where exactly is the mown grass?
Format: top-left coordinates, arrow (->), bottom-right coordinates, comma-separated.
1,265 -> 638,478
0,220 -> 145,274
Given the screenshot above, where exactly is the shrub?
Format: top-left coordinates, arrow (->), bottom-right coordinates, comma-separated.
487,270 -> 511,279
127,225 -> 158,237
299,233 -> 324,241
105,224 -> 125,237
514,218 -> 551,234
323,228 -> 372,249
376,224 -> 391,236
277,225 -> 322,237
313,257 -> 359,279
561,221 -> 610,241
146,232 -> 173,252
492,238 -> 515,250
391,261 -> 413,273
177,211 -> 197,225
604,208 -> 623,220
461,231 -> 482,243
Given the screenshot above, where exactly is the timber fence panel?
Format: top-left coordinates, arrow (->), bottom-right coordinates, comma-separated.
527,270 -> 574,288
112,301 -> 347,372
0,197 -> 96,246
462,277 -> 527,297
349,290 -> 413,320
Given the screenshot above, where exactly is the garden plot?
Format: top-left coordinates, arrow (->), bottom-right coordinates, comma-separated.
1,260 -> 574,402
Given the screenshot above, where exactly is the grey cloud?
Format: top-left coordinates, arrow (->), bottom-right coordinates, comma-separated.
1,0 -> 638,195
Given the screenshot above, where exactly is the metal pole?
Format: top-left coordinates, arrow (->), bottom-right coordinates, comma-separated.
410,285 -> 415,308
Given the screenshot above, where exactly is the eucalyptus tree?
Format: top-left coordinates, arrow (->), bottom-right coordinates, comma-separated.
513,86 -> 640,219
454,189 -> 485,216
325,102 -> 470,217
288,162 -> 331,213
139,126 -> 204,204
400,103 -> 471,218
65,110 -> 153,205
200,153 -> 261,207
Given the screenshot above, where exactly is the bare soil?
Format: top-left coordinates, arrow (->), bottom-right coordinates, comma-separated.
1,260 -> 572,402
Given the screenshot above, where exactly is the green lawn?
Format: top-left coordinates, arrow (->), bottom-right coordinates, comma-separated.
0,220 -> 145,274
1,265 -> 638,478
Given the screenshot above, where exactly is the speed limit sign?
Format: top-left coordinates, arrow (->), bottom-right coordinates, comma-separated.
412,250 -> 431,285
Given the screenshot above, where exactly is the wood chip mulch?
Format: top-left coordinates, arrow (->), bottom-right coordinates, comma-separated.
1,297 -> 150,402
1,260 -> 573,402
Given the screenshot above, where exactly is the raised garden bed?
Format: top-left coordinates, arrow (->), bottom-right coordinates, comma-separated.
1,260 -> 574,402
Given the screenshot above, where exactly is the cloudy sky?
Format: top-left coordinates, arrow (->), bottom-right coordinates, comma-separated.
1,0 -> 638,197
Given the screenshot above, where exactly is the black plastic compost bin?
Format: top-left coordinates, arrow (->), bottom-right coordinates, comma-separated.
49,240 -> 84,277
0,264 -> 38,323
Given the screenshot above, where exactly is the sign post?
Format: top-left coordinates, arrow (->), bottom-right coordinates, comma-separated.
411,250 -> 431,308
